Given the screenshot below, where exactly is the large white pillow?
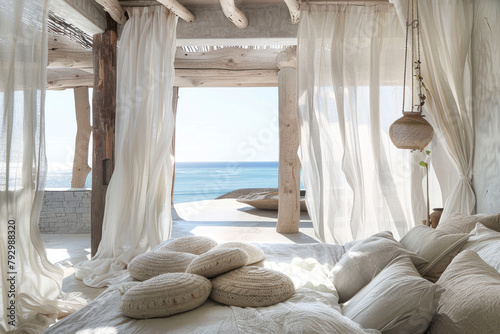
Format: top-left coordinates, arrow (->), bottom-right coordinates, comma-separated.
399,225 -> 469,282
437,212 -> 500,234
331,231 -> 428,303
427,250 -> 500,334
342,256 -> 440,334
462,222 -> 500,272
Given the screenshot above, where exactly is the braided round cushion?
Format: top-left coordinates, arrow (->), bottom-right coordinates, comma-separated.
186,248 -> 248,278
128,251 -> 196,281
210,266 -> 295,307
212,242 -> 264,265
159,236 -> 217,255
120,273 -> 211,319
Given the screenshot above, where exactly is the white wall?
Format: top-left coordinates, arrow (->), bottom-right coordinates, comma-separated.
472,0 -> 500,213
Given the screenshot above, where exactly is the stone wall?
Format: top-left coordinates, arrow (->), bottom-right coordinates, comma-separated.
39,189 -> 91,233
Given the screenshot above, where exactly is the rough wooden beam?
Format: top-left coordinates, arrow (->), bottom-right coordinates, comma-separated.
145,0 -> 194,23
174,69 -> 278,87
71,87 -> 92,188
48,51 -> 93,69
47,68 -> 94,89
177,4 -> 297,46
175,47 -> 281,70
49,0 -> 106,35
283,0 -> 300,24
95,0 -> 127,24
220,0 -> 248,29
91,15 -> 117,257
276,46 -> 300,234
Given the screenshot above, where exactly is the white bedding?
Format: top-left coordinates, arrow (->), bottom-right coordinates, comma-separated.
44,243 -> 379,334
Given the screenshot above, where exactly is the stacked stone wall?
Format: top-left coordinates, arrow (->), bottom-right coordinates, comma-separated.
39,189 -> 91,233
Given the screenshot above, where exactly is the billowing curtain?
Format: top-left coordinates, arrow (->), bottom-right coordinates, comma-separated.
297,3 -> 424,244
75,6 -> 178,287
0,0 -> 84,332
390,0 -> 475,221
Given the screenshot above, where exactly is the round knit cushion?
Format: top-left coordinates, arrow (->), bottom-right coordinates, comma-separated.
159,236 -> 218,255
186,248 -> 248,278
210,266 -> 295,307
212,242 -> 264,265
128,251 -> 196,281
120,273 -> 211,319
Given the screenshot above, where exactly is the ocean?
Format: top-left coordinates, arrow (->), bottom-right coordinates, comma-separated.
46,161 -> 281,204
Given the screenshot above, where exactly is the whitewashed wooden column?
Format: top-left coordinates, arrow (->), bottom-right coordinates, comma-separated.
71,87 -> 92,188
276,46 -> 300,234
171,87 -> 179,205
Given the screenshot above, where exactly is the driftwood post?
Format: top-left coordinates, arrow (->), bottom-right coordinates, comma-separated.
91,14 -> 117,257
71,87 -> 92,188
276,46 -> 300,234
171,87 -> 179,205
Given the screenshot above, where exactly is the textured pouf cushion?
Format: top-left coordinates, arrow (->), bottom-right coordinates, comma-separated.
212,242 -> 265,265
159,236 -> 218,255
210,266 -> 295,307
128,251 -> 196,281
120,273 -> 211,319
186,248 -> 248,278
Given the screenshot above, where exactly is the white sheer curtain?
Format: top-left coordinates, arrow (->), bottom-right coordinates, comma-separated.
75,6 -> 178,288
391,0 -> 475,221
297,3 -> 424,244
0,0 -> 84,332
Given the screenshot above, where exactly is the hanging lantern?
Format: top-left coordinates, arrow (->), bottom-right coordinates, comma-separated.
389,0 -> 433,150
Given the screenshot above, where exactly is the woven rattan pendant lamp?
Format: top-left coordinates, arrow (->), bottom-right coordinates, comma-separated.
389,0 -> 433,150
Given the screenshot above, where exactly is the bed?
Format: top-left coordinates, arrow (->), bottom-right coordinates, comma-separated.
44,213 -> 500,334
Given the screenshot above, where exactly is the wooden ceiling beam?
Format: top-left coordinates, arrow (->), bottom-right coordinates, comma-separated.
177,4 -> 297,46
49,0 -> 106,35
220,0 -> 248,29
95,0 -> 128,24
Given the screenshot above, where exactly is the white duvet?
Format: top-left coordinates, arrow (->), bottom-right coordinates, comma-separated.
44,243 -> 379,334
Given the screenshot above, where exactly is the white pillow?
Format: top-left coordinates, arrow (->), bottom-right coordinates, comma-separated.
427,250 -> 500,334
120,273 -> 211,319
331,231 -> 428,303
399,225 -> 469,282
186,248 -> 248,278
159,236 -> 217,255
342,256 -> 441,334
462,222 -> 500,272
212,242 -> 265,265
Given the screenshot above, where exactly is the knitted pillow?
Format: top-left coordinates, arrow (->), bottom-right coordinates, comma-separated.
186,248 -> 248,278
212,242 -> 264,265
120,273 -> 211,319
159,236 -> 217,255
128,251 -> 196,281
210,266 -> 295,307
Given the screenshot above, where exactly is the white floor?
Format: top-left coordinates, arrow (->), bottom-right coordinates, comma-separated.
41,199 -> 318,302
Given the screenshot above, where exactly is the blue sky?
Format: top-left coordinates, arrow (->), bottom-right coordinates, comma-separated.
45,87 -> 279,168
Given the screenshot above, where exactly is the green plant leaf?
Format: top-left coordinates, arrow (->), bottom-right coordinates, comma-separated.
425,150 -> 431,155
419,161 -> 428,167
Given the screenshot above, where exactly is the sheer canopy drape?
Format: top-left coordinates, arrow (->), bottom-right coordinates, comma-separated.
391,0 -> 475,221
0,0 -> 83,332
297,4 -> 424,244
75,6 -> 178,288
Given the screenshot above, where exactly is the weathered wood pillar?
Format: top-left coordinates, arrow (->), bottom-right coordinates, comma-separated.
71,87 -> 92,188
276,46 -> 300,234
91,14 -> 117,257
171,87 -> 179,205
